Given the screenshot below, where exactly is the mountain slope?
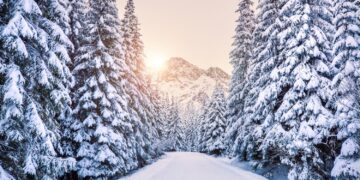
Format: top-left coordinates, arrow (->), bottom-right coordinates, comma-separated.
153,57 -> 230,115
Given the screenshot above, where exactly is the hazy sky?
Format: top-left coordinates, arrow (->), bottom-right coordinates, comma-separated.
117,0 -> 239,73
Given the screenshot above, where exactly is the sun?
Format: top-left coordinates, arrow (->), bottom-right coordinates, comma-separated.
145,53 -> 167,70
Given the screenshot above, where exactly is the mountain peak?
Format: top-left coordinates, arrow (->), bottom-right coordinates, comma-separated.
167,57 -> 193,66
153,57 -> 230,117
158,57 -> 206,81
206,67 -> 230,80
158,57 -> 229,82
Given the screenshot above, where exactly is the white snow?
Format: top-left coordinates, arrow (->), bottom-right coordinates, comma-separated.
23,155 -> 36,175
153,58 -> 230,118
27,102 -> 47,137
222,158 -> 289,180
340,138 -> 359,156
0,165 -> 14,180
4,69 -> 23,105
122,152 -> 266,180
332,157 -> 360,178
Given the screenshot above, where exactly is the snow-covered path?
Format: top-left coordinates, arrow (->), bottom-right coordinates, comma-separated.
122,152 -> 266,180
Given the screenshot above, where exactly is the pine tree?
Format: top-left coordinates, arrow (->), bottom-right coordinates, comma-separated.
59,1 -> 89,169
164,98 -> 185,151
183,102 -> 200,151
258,0 -> 335,179
38,0 -> 71,35
200,84 -> 227,155
69,0 -> 88,51
36,0 -> 75,165
71,0 -> 135,178
0,0 -> 75,178
156,93 -> 174,151
122,0 -> 145,75
330,0 -> 360,178
151,87 -> 167,150
233,0 -> 283,164
121,0 -> 160,165
225,0 -> 255,155
159,93 -> 171,139
198,101 -> 210,152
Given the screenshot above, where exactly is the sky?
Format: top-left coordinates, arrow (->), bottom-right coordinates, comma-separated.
117,0 -> 239,73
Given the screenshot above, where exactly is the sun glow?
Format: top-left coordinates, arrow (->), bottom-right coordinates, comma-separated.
145,53 -> 167,70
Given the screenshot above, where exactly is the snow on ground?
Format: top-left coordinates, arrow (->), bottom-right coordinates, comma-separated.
121,152 -> 266,180
218,157 -> 288,180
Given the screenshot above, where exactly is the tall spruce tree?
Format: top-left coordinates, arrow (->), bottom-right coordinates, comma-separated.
164,99 -> 184,151
200,84 -> 227,155
159,93 -> 171,139
71,0 -> 136,178
0,0 -> 75,178
225,0 -> 255,155
60,0 -> 89,160
156,93 -> 174,151
258,0 -> 335,179
197,101 -> 210,152
38,0 -> 71,35
121,0 -> 160,165
234,0 -> 283,164
151,87 -> 167,149
36,0 -> 75,165
122,0 -> 145,75
330,0 -> 360,178
58,3 -> 92,174
68,0 -> 88,51
183,102 -> 200,152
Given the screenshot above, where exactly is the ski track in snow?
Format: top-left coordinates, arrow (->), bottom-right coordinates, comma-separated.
121,152 -> 266,180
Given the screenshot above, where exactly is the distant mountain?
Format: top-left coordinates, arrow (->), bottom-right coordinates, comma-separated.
152,57 -> 230,116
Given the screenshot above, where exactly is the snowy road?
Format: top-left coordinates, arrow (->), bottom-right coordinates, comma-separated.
122,152 -> 266,180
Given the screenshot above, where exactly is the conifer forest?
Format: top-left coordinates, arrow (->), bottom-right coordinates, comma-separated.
0,0 -> 359,179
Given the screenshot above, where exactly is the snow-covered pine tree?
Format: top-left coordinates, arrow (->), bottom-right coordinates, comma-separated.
59,0 -> 89,162
0,53 -> 15,180
198,101 -> 211,152
330,0 -> 360,178
68,0 -> 88,51
225,0 -> 255,155
187,120 -> 202,152
164,98 -> 185,151
159,93 -> 171,139
155,93 -> 177,151
151,87 -> 167,147
38,0 -> 71,35
200,84 -> 227,155
122,0 -> 145,75
183,102 -> 200,151
71,0 -> 136,178
36,0 -> 75,165
148,83 -> 166,156
234,0 -> 282,164
0,0 -> 75,178
259,0 -> 335,179
121,0 -> 160,165
57,4 -> 91,177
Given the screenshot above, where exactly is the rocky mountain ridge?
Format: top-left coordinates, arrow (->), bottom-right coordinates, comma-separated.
152,57 -> 230,116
